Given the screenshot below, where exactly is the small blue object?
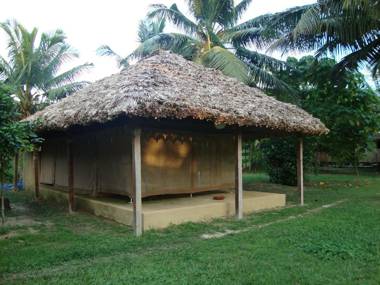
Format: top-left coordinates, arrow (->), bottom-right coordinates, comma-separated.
0,180 -> 24,191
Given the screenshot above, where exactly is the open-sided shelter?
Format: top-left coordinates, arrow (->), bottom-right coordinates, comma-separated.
24,52 -> 328,235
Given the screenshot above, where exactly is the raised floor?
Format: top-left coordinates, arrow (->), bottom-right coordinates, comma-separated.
38,186 -> 286,230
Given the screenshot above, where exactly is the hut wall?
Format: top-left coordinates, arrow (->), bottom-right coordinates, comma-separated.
28,127 -> 235,198
96,128 -> 132,195
141,130 -> 235,197
23,152 -> 34,191
72,133 -> 97,194
54,138 -> 68,188
40,140 -> 56,184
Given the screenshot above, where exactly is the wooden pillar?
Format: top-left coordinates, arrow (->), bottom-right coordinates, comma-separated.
67,139 -> 75,213
297,138 -> 304,206
33,150 -> 40,199
132,128 -> 142,236
13,152 -> 19,191
235,132 -> 243,219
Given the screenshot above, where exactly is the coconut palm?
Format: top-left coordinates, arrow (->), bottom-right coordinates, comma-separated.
0,20 -> 93,118
259,0 -> 380,80
97,18 -> 166,69
128,0 -> 288,89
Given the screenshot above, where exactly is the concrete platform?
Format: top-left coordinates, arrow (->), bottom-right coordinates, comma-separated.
38,186 -> 286,230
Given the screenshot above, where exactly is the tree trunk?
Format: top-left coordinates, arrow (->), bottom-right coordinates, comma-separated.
353,148 -> 359,176
1,160 -> 5,225
33,151 -> 40,199
13,152 -> 19,191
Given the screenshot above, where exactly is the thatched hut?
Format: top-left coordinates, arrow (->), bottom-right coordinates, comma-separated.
24,52 -> 328,235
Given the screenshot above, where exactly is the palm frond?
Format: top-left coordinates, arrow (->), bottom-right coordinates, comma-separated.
292,5 -> 321,39
0,56 -> 13,79
0,20 -> 23,65
148,4 -> 198,35
46,81 -> 89,101
236,47 -> 287,71
42,63 -> 93,90
185,0 -> 204,20
209,0 -> 236,27
207,29 -> 225,48
97,45 -> 128,68
246,62 -> 291,91
200,46 -> 249,83
129,33 -> 200,61
232,5 -> 313,34
37,44 -> 74,79
223,27 -> 264,48
38,29 -> 67,54
233,0 -> 252,22
270,0 -> 380,76
137,18 -> 166,43
334,37 -> 380,72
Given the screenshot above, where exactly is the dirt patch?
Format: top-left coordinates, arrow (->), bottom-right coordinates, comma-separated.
12,204 -> 29,212
2,215 -> 54,229
0,227 -> 40,240
4,216 -> 42,227
0,230 -> 20,240
201,199 -> 348,239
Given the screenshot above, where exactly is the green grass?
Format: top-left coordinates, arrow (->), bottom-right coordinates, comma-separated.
1,173 -> 380,284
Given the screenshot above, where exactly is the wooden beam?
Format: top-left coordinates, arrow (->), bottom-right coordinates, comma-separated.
33,150 -> 40,199
67,139 -> 75,213
132,128 -> 143,236
297,138 -> 304,206
235,132 -> 243,219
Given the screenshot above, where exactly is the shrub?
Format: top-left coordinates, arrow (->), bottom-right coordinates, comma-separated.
261,137 -> 313,186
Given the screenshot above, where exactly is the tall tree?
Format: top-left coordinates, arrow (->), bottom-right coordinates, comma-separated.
277,56 -> 380,172
97,18 -> 166,69
0,20 -> 93,118
127,0 -> 288,89
260,0 -> 380,83
0,83 -> 40,223
0,20 -> 92,191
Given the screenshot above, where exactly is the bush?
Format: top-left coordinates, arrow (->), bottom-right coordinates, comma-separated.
261,137 -> 312,186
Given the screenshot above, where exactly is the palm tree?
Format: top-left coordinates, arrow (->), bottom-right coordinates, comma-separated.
97,18 -> 166,69
0,20 -> 92,191
0,20 -> 93,118
261,0 -> 380,81
128,0 -> 288,89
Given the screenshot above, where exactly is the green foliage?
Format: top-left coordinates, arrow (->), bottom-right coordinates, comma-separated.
97,18 -> 167,69
100,0 -> 292,90
275,56 -> 380,167
0,82 -> 41,222
137,17 -> 166,43
0,84 -> 40,177
0,20 -> 92,117
267,0 -> 380,83
261,137 -> 313,186
260,56 -> 379,184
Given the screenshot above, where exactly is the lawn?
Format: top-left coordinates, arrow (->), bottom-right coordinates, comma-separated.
1,173 -> 380,284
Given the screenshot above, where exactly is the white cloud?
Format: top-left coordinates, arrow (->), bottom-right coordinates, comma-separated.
0,0 -> 315,82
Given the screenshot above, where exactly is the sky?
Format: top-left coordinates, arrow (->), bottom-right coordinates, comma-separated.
0,0 -> 317,82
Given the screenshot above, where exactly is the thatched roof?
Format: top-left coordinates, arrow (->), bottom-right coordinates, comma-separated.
27,51 -> 328,135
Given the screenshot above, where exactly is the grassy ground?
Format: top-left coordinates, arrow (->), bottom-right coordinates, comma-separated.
1,173 -> 380,284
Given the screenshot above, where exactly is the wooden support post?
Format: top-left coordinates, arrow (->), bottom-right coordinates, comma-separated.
67,139 -> 75,213
13,152 -> 19,191
132,128 -> 143,236
235,132 -> 243,219
33,150 -> 40,199
1,159 -> 6,224
297,138 -> 304,206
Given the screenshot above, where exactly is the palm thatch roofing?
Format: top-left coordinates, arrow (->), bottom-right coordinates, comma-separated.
27,51 -> 328,136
